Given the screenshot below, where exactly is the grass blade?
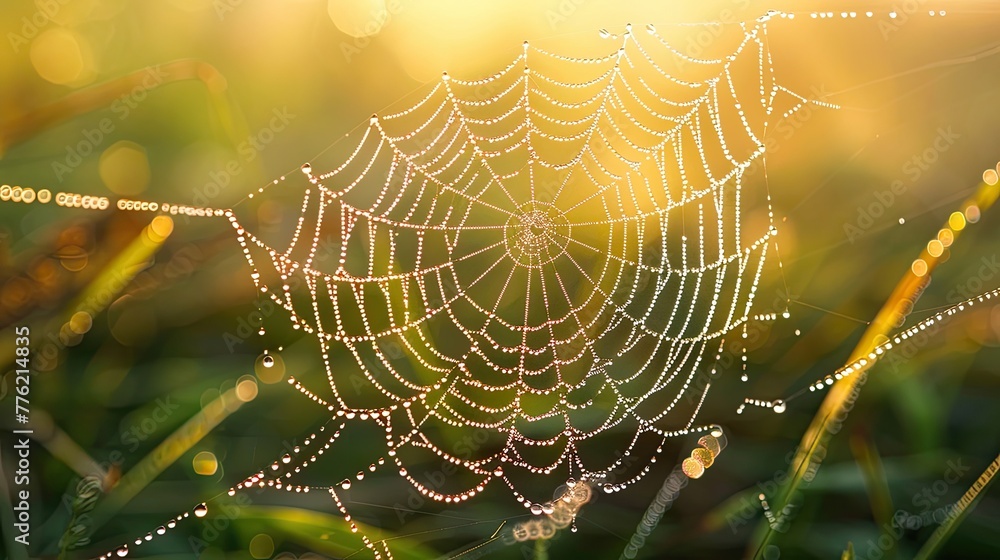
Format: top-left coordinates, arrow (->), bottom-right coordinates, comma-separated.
749,178 -> 1000,559
90,383 -> 252,530
913,453 -> 1000,560
850,430 -> 894,558
238,505 -> 439,560
0,60 -> 246,157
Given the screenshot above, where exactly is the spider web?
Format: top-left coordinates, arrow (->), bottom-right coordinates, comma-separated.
219,14 -> 831,558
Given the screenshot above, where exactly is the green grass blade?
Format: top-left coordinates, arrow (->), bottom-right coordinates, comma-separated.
850,431 -> 895,558
240,505 -> 439,560
913,453 -> 1000,560
90,385 -> 249,530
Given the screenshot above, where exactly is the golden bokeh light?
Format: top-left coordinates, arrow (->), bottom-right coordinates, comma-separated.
192,451 -> 219,476
236,375 -> 259,402
948,211 -> 966,231
698,435 -> 721,456
147,216 -> 175,243
938,228 -> 954,247
100,141 -> 152,195
57,245 -> 89,272
681,457 -> 705,479
927,239 -> 944,258
984,168 -> 999,186
911,258 -> 928,277
249,534 -> 274,559
29,28 -> 95,86
69,311 -> 94,335
691,447 -> 715,468
965,204 -> 981,224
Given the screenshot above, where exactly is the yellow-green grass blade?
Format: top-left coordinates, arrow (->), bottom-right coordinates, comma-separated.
749,177 -> 1000,559
913,452 -> 1000,560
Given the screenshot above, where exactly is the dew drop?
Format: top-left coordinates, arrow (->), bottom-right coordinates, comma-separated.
301,163 -> 312,174
530,503 -> 543,515
281,454 -> 291,464
156,526 -> 166,535
116,545 -> 129,557
772,400 -> 787,414
340,479 -> 352,490
194,503 -> 208,518
262,354 -> 275,368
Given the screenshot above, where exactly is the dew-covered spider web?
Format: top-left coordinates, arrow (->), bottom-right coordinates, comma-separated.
96,12 -> 846,559
229,13 -> 828,553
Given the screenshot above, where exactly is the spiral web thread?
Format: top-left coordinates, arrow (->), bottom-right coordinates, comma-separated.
96,13 -> 840,560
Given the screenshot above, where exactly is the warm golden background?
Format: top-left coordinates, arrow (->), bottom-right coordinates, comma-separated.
1,1 -> 999,559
